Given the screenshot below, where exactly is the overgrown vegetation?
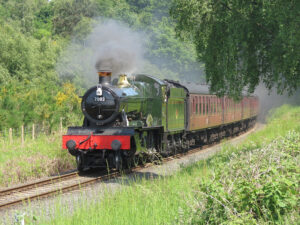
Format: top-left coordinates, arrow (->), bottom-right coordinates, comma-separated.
29,105 -> 299,224
187,133 -> 299,224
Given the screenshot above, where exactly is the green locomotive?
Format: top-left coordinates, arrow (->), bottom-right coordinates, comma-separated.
63,65 -> 258,171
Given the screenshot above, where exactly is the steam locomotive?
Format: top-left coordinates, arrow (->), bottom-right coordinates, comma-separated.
62,63 -> 259,171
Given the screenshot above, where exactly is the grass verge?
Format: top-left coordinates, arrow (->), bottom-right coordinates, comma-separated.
0,132 -> 75,187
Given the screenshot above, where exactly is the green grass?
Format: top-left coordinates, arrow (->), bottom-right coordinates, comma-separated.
248,104 -> 300,146
0,131 -> 75,187
27,104 -> 299,225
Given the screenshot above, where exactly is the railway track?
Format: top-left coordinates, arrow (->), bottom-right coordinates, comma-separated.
0,169 -> 122,209
0,125 -> 257,210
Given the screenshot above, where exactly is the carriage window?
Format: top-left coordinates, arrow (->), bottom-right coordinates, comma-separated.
194,97 -> 196,114
202,96 -> 204,115
207,97 -> 209,115
233,101 -> 235,112
211,97 -> 216,115
212,97 -> 214,114
203,96 -> 205,115
196,97 -> 198,114
198,96 -> 200,114
214,97 -> 216,114
204,96 -> 206,115
206,96 -> 209,115
199,97 -> 201,115
198,96 -> 201,115
214,97 -> 217,114
212,97 -> 216,114
211,97 -> 213,114
210,97 -> 212,115
193,98 -> 195,114
227,99 -> 229,113
205,97 -> 207,115
227,99 -> 230,113
228,99 -> 230,112
200,96 -> 202,115
209,96 -> 210,115
205,96 -> 207,115
208,97 -> 210,115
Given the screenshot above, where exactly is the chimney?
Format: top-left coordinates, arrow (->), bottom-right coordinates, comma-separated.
95,60 -> 112,85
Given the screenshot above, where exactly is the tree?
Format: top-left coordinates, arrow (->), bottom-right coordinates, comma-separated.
171,0 -> 300,98
0,0 -> 49,33
52,0 -> 98,35
144,17 -> 205,82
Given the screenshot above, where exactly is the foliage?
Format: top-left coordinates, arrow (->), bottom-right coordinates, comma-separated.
33,3 -> 54,39
52,0 -> 98,36
171,0 -> 300,98
0,21 -> 82,129
143,17 -> 204,82
190,131 -> 299,224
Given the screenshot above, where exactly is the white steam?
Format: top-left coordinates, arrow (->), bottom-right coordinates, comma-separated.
57,19 -> 145,84
254,84 -> 300,122
89,20 -> 145,75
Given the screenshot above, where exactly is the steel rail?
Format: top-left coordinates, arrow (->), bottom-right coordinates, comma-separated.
0,171 -> 119,209
0,171 -> 79,197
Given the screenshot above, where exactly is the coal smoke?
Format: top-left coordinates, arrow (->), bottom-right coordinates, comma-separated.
89,20 -> 145,75
57,19 -> 145,86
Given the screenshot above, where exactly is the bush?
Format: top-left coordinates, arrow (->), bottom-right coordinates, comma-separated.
189,131 -> 300,224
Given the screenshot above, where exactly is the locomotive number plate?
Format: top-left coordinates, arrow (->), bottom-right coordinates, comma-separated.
94,97 -> 106,102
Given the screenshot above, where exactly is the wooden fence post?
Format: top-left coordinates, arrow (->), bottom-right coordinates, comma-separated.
9,128 -> 13,144
21,125 -> 24,147
60,117 -> 63,134
32,124 -> 35,140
